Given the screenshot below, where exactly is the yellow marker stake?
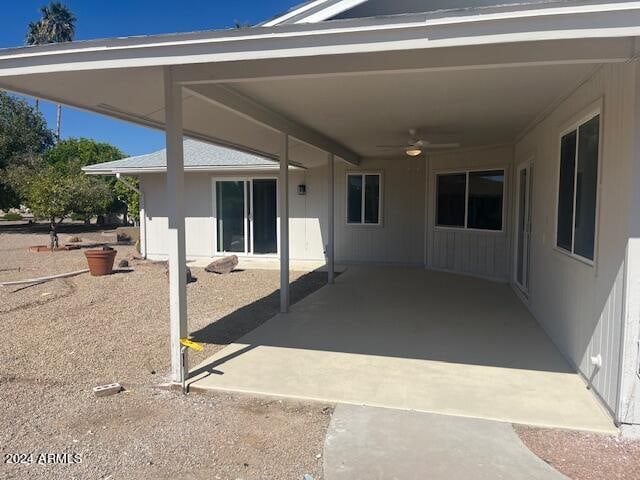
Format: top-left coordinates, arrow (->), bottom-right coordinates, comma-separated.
180,338 -> 204,352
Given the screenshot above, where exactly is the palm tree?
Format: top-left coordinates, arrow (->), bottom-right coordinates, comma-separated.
26,2 -> 76,139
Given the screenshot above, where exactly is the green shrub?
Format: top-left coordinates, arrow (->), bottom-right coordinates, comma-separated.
2,212 -> 23,221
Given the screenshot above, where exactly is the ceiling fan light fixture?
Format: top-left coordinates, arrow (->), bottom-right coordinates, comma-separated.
405,147 -> 423,157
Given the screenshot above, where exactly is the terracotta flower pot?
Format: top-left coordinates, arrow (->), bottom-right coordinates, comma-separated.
84,248 -> 117,276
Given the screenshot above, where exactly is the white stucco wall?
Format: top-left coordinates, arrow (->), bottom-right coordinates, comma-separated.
515,62 -> 637,420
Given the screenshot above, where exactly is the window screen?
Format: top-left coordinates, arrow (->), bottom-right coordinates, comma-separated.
364,175 -> 380,224
467,170 -> 504,231
436,173 -> 466,227
347,175 -> 363,224
557,130 -> 577,252
573,116 -> 599,260
556,114 -> 599,261
347,173 -> 381,224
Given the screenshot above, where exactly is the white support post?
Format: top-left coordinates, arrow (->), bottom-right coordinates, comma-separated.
280,133 -> 290,313
163,66 -> 188,383
327,153 -> 335,284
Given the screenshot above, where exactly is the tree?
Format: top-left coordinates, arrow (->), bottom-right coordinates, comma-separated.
43,137 -> 139,223
45,138 -> 124,174
8,164 -> 114,246
26,2 -> 76,140
71,175 -> 114,223
113,176 -> 140,223
0,91 -> 54,209
11,165 -> 74,247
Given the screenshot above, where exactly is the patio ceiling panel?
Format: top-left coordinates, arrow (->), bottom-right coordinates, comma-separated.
227,62 -> 599,156
0,66 -> 332,166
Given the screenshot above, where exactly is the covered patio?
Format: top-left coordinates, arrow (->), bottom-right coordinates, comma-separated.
189,266 -> 614,433
2,1 -> 639,430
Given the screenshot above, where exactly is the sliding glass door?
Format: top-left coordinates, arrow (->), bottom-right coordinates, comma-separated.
216,181 -> 247,253
216,179 -> 277,255
252,179 -> 278,254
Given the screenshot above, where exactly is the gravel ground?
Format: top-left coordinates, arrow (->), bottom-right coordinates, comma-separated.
0,227 -> 332,480
516,425 -> 640,479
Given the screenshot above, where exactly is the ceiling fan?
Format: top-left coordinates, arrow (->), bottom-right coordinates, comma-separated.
376,129 -> 460,157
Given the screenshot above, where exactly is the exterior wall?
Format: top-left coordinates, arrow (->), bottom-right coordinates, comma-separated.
334,156 -> 426,266
290,164 -> 328,261
141,147 -> 513,277
427,145 -> 513,281
515,62 -> 637,419
142,173 -> 215,259
619,61 -> 640,426
140,170 -> 327,261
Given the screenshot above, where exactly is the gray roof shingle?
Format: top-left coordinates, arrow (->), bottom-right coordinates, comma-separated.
83,139 -> 277,173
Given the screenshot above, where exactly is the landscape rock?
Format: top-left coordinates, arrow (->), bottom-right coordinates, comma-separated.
205,255 -> 239,275
118,259 -> 130,268
186,267 -> 196,283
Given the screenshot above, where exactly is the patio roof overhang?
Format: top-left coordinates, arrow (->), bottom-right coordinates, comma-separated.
0,1 -> 639,167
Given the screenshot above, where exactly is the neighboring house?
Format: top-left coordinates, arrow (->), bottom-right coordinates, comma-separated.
83,140 -> 321,261
5,0 -> 640,432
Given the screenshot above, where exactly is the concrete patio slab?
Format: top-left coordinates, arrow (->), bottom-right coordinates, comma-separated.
324,404 -> 567,480
189,267 -> 616,433
187,256 -> 347,273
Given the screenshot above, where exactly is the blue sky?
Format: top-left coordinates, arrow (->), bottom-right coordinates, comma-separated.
1,1 -> 299,156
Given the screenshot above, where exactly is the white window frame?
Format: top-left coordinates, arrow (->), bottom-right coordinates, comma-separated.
554,105 -> 602,267
434,168 -> 506,233
345,172 -> 383,226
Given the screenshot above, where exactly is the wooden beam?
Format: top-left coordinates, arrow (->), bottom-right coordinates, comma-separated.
185,83 -> 360,165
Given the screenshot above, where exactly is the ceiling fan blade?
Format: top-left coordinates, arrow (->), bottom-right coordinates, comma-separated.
426,143 -> 460,149
375,144 -> 406,149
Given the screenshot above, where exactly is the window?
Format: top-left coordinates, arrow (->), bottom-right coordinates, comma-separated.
436,170 -> 505,231
347,173 -> 381,224
556,114 -> 600,261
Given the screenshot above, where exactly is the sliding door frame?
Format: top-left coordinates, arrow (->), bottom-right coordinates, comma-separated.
212,175 -> 279,257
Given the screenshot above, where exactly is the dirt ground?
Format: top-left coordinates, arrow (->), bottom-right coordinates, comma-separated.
4,224 -> 640,480
516,425 -> 640,480
0,226 -> 332,480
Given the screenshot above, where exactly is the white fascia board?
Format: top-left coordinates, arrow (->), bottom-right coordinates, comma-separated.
262,0 -> 333,27
292,0 -> 369,23
2,2 -> 640,77
82,164 -> 304,176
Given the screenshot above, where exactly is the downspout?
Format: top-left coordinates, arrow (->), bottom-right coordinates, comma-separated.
115,173 -> 147,259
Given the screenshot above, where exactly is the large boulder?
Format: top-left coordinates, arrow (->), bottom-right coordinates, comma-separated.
204,255 -> 239,275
